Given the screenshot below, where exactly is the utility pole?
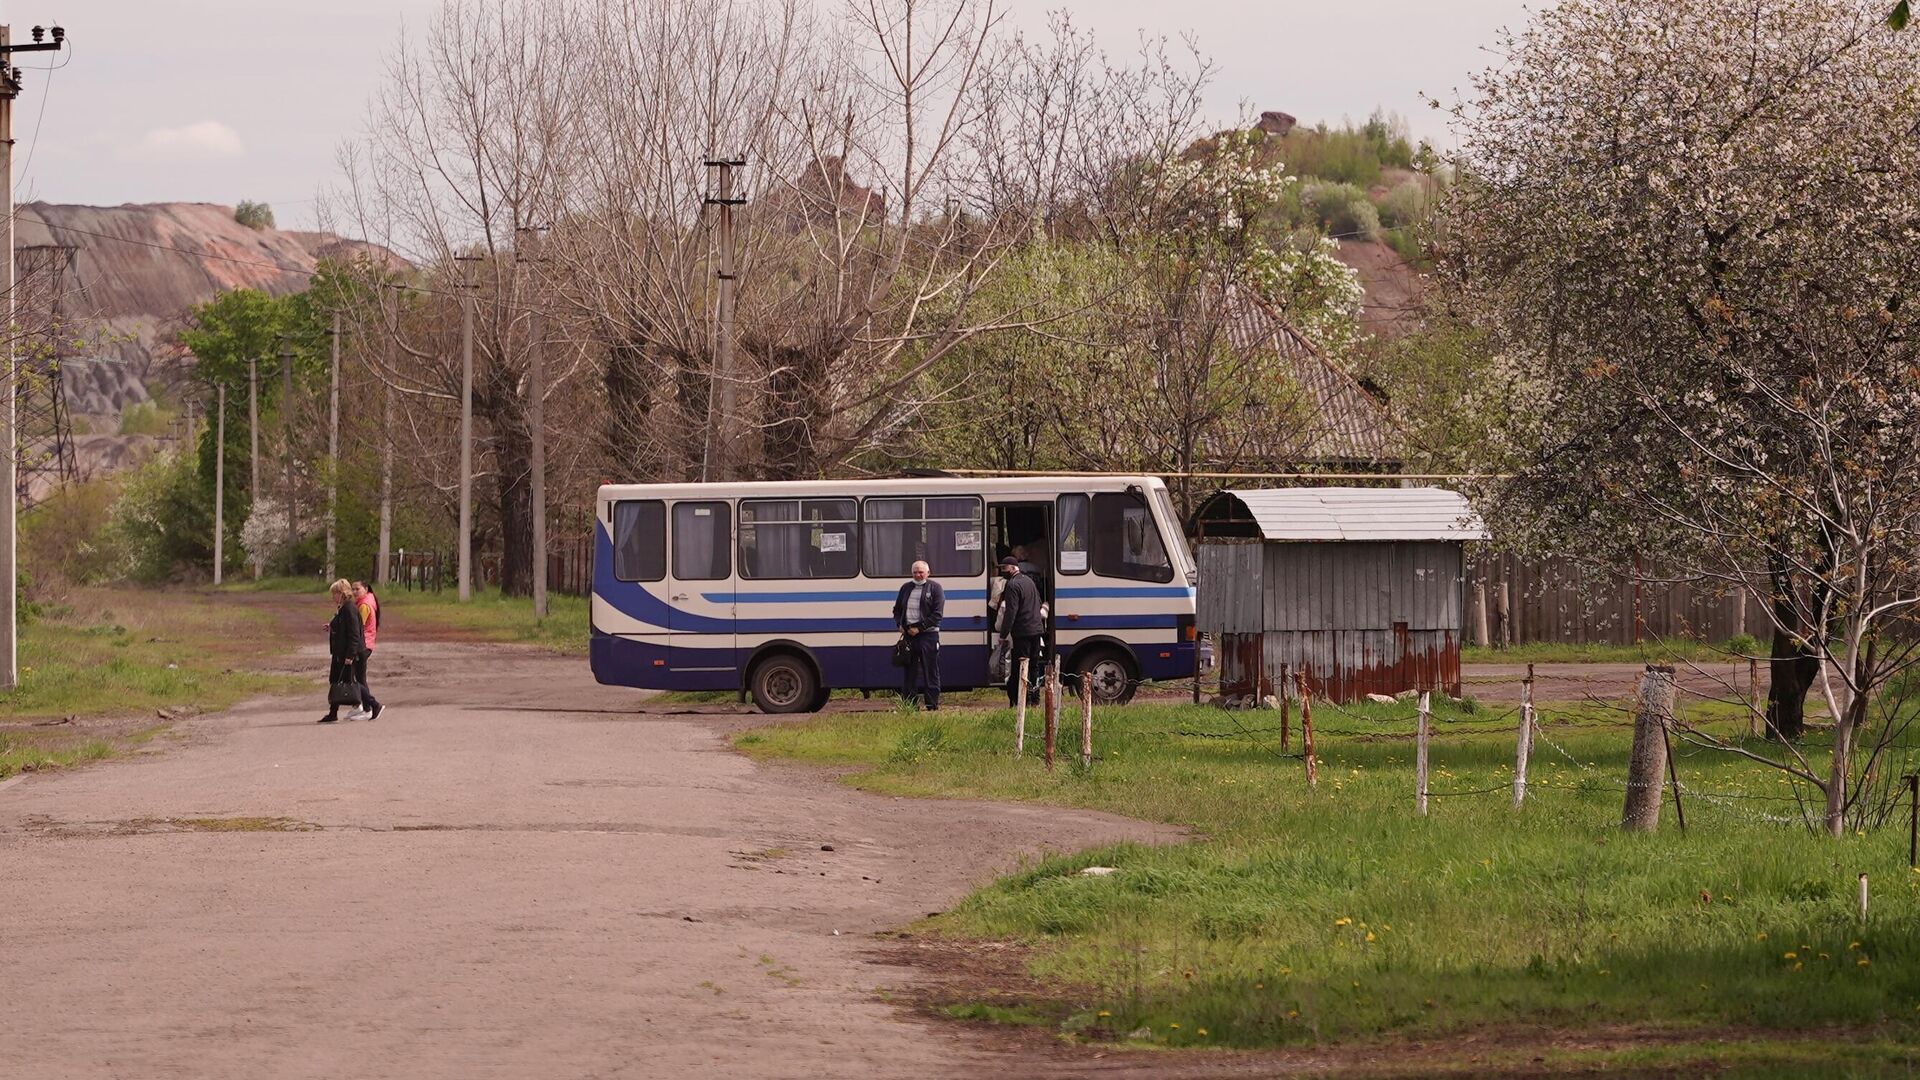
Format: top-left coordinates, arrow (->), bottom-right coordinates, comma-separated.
376,290 -> 395,587
0,22 -> 66,690
280,341 -> 297,571
213,383 -> 226,585
702,157 -> 745,483
326,309 -> 340,581
518,226 -> 549,618
248,356 -> 260,579
455,254 -> 480,601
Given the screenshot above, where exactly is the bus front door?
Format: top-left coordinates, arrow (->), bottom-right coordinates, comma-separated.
988,500 -> 1054,685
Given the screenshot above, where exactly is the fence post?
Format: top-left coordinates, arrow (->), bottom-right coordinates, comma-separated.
1747,657 -> 1760,738
1015,656 -> 1029,756
1279,663 -> 1290,752
1192,632 -> 1202,705
1416,690 -> 1430,817
1472,582 -> 1490,648
1513,663 -> 1535,808
1081,679 -> 1093,769
1908,774 -> 1918,870
1622,664 -> 1676,831
1044,663 -> 1059,773
1296,670 -> 1317,788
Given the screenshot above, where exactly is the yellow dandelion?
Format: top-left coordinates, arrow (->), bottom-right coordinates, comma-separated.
1756,932 -> 1769,941
1858,957 -> 1872,967
1791,962 -> 1803,971
1287,1010 -> 1300,1019
1598,969 -> 1611,976
1365,932 -> 1377,942
1382,924 -> 1392,932
1849,941 -> 1862,950
1279,966 -> 1292,975
1169,1022 -> 1180,1029
1818,953 -> 1830,961
1097,1011 -> 1111,1018
1197,1028 -> 1208,1037
1334,917 -> 1352,926
1784,952 -> 1798,961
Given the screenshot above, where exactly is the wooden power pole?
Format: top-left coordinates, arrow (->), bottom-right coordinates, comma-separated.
518,226 -> 549,618
376,290 -> 396,587
326,310 -> 340,581
213,384 -> 225,585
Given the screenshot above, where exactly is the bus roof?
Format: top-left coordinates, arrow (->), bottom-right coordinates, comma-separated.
595,475 -> 1170,501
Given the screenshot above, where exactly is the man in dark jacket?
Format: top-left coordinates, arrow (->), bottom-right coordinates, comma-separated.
998,556 -> 1046,707
893,560 -> 945,709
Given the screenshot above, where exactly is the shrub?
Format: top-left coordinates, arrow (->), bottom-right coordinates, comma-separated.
1299,180 -> 1379,240
117,401 -> 171,436
22,477 -> 122,589
1375,179 -> 1432,229
103,448 -> 210,583
234,200 -> 275,230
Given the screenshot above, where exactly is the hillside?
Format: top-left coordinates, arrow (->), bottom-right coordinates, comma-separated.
16,201 -> 384,422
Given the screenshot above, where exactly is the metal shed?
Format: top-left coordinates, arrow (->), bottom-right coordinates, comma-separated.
1193,487 -> 1487,704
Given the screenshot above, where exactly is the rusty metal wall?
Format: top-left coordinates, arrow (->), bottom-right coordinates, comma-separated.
1202,539 -> 1466,703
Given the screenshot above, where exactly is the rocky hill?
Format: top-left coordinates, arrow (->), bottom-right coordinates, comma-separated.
16,201 -> 384,422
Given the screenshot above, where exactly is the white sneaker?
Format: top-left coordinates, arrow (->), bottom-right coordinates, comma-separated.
345,708 -> 372,721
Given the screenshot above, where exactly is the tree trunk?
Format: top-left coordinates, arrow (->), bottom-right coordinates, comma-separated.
602,339 -> 658,478
1765,589 -> 1817,740
494,419 -> 534,597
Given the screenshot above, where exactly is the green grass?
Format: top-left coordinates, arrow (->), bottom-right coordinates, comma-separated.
1463,636 -> 1761,664
6,587 -> 302,725
219,578 -> 590,654
736,697 -> 1920,1063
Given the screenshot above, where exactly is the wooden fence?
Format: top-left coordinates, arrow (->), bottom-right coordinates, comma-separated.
1463,552 -> 1764,646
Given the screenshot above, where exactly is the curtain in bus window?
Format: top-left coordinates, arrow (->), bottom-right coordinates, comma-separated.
925,498 -> 983,577
862,498 -> 912,577
740,500 -> 800,579
613,501 -> 665,581
672,502 -> 730,580
1090,492 -> 1173,582
1056,493 -> 1089,574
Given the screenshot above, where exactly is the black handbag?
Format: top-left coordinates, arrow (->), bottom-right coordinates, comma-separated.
891,635 -> 912,668
328,678 -> 362,707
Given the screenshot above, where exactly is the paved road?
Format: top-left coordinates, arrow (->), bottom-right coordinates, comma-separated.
0,629 -> 1169,1080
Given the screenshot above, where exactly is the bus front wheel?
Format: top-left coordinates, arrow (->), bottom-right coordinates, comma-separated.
750,654 -> 819,714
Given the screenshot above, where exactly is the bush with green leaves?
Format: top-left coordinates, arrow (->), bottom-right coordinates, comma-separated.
1298,180 -> 1379,240
233,200 -> 275,230
1375,179 -> 1431,229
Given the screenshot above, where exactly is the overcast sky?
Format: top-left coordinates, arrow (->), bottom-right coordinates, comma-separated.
12,0 -> 1532,230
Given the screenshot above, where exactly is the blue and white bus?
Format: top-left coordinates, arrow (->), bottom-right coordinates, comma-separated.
590,475 -> 1198,712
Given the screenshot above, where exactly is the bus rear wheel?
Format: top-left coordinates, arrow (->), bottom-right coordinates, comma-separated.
1074,647 -> 1137,706
749,653 -> 819,714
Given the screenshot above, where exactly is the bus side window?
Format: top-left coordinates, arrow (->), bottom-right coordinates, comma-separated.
613,500 -> 666,582
1090,492 -> 1173,582
1057,493 -> 1089,575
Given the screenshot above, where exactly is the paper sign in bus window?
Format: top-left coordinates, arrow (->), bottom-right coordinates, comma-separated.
819,532 -> 847,552
954,530 -> 981,551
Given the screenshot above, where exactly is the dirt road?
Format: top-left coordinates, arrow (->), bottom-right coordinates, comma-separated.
0,619 -> 1170,1080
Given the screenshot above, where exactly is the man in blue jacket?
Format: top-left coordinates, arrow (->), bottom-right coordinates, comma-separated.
893,559 -> 945,710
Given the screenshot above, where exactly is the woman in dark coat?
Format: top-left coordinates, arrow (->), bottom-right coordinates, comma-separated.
320,578 -> 365,724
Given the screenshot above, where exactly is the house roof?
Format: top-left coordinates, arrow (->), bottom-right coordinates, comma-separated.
1197,486 -> 1487,542
1219,293 -> 1399,464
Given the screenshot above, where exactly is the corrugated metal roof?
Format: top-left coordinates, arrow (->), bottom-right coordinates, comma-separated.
1212,487 -> 1487,542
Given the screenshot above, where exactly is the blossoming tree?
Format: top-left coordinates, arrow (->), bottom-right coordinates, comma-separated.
1439,0 -> 1920,834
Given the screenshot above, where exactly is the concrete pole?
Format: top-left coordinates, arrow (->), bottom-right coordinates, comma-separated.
248,356 -> 260,579
282,345 -> 296,572
458,258 -> 476,601
524,232 -> 548,618
325,310 -> 339,581
213,384 -> 225,585
376,294 -> 394,587
1,31 -> 16,689
1622,665 -> 1677,831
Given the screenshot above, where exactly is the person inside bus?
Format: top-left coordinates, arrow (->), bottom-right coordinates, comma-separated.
998,555 -> 1045,707
893,560 -> 944,710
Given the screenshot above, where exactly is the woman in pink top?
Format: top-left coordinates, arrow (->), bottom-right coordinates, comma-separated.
348,581 -> 384,720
